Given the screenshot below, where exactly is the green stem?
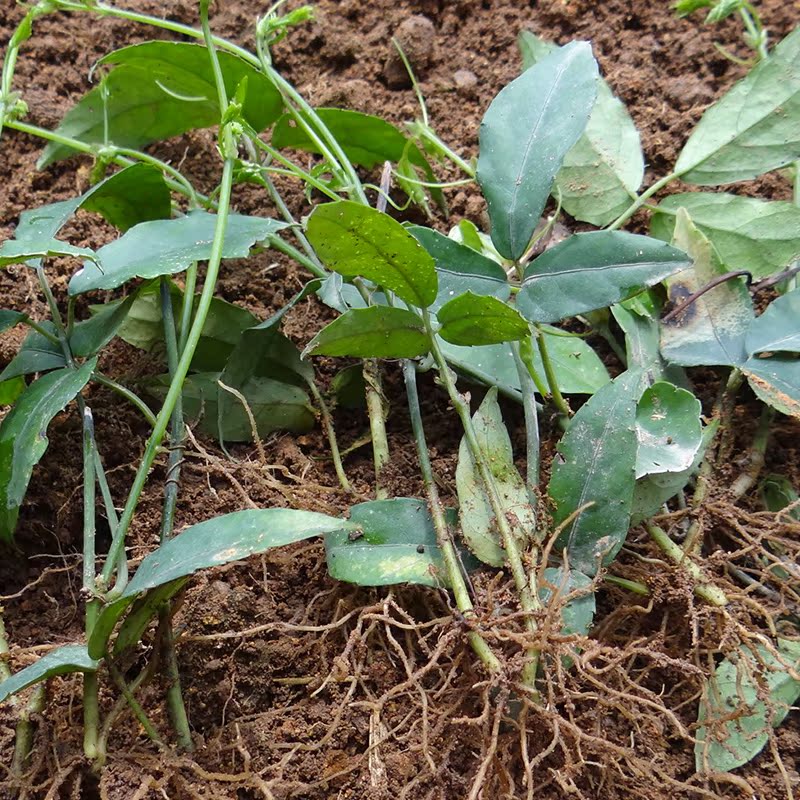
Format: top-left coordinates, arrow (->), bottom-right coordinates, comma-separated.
603,574 -> 650,596
414,125 -> 475,178
102,156 -> 236,588
363,359 -> 390,500
535,325 -> 571,419
607,172 -> 679,231
305,377 -> 352,493
82,407 -> 100,760
646,523 -> 728,606
425,314 -> 541,693
106,659 -> 164,747
402,360 -> 501,673
92,374 -> 157,427
178,263 -> 198,354
93,448 -> 126,585
268,234 -> 328,279
11,684 -> 45,776
730,405 -> 773,500
511,341 -> 540,495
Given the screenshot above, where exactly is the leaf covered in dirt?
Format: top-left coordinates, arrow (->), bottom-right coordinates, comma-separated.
455,388 -> 536,566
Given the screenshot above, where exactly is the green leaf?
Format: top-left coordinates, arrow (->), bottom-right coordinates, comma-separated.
325,498 -> 470,588
0,325 -> 64,382
306,201 -> 437,307
40,42 -> 283,167
548,369 -> 643,575
70,211 -> 287,295
147,371 -> 315,442
0,644 -> 98,704
331,364 -> 366,409
540,566 -> 595,637
439,330 -> 610,398
274,108 -> 413,168
113,580 -> 187,656
518,32 -> 644,226
0,378 -> 25,406
0,239 -> 96,267
635,382 -> 702,478
477,41 -> 599,260
675,28 -> 800,185
631,420 -> 717,524
304,306 -> 429,359
0,311 -> 28,334
455,388 -> 536,566
0,360 -> 96,540
408,226 -> 509,312
89,508 -> 351,658
437,293 -> 529,346
660,209 -> 754,367
746,289 -> 800,356
651,193 -> 800,280
70,292 -> 139,358
695,639 -> 800,773
517,232 -> 690,323
759,474 -> 800,518
742,356 -> 800,419
223,324 -> 311,388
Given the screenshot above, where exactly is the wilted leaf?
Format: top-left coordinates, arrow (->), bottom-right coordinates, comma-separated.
455,388 -> 536,566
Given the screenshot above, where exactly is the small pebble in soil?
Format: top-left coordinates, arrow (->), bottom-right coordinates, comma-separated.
384,15 -> 436,88
453,68 -> 478,96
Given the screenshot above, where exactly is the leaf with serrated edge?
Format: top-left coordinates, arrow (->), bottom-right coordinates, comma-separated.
696,639 -> 800,773
477,42 -> 598,260
635,382 -> 702,478
549,369 -> 643,575
455,388 -> 535,566
660,209 -> 754,367
746,289 -> 800,356
306,202 -> 437,308
304,306 -> 429,359
438,293 -> 529,346
89,508 -> 352,658
651,193 -> 800,280
0,361 -> 96,540
517,231 -> 690,324
675,28 -> 800,185
0,645 -> 98,704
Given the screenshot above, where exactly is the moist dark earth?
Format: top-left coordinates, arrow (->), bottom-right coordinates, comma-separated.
1,1 -> 800,798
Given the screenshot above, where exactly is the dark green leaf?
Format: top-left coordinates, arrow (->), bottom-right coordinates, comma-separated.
0,311 -> 27,333
759,474 -> 800,520
331,364 -> 366,409
41,42 -> 283,167
325,498 -> 468,588
635,382 -> 702,478
304,306 -> 429,359
675,28 -> 800,185
746,289 -> 800,356
517,232 -> 690,323
89,508 -> 351,658
0,360 -> 96,540
189,296 -> 259,374
549,369 -> 644,575
306,201 -> 437,307
660,209 -> 754,367
223,324 -> 311,388
742,356 -> 800,419
437,293 -> 529,346
696,639 -> 800,773
0,324 -> 64,382
70,292 -> 139,358
518,32 -> 644,226
409,226 -> 509,313
455,388 -> 536,566
651,193 -> 800,280
147,371 -> 314,443
477,42 -> 599,260
0,644 -> 98,704
113,580 -> 187,656
70,212 -> 287,295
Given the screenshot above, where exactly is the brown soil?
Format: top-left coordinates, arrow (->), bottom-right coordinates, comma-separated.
1,1 -> 800,799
